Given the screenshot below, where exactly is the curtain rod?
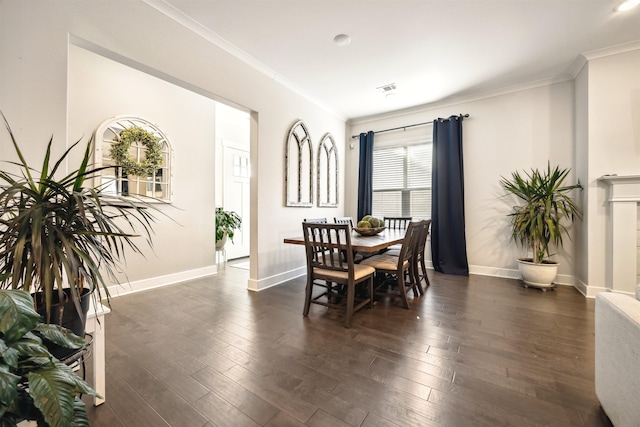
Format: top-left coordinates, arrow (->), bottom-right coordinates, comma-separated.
350,113 -> 469,139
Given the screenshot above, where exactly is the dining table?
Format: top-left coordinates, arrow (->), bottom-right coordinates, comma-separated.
283,227 -> 406,253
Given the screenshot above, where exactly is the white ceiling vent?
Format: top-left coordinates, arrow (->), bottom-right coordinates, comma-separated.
377,83 -> 397,93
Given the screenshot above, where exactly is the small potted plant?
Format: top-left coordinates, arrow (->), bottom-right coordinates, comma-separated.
500,163 -> 583,290
0,289 -> 99,426
215,207 -> 242,249
0,113 -> 159,341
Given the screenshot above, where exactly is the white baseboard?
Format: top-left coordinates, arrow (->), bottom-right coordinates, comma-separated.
574,277 -> 621,299
469,265 -> 520,280
107,265 -> 217,298
109,262 -> 605,300
467,265 -> 583,291
247,266 -> 306,291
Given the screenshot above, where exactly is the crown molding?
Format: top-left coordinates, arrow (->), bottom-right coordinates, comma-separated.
142,0 -> 346,121
570,40 -> 640,78
569,55 -> 588,79
582,40 -> 640,61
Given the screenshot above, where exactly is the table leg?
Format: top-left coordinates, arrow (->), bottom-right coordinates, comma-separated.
85,305 -> 108,406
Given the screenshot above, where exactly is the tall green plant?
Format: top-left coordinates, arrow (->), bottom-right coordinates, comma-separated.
500,163 -> 583,264
0,113 -> 158,321
0,289 -> 98,426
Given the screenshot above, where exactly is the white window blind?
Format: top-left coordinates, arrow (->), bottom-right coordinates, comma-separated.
372,141 -> 432,220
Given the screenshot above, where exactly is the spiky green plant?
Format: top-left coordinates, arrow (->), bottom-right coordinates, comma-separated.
0,289 -> 99,426
500,163 -> 583,264
0,112 -> 158,321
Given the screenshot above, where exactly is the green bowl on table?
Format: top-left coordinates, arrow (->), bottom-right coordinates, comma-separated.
353,226 -> 386,236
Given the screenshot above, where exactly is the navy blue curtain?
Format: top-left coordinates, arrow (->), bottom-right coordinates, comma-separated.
357,131 -> 374,220
431,115 -> 469,275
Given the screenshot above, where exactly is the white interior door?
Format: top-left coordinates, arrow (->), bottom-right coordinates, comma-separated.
222,144 -> 250,259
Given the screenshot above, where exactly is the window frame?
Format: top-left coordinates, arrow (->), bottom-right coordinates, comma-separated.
93,116 -> 173,203
371,133 -> 432,220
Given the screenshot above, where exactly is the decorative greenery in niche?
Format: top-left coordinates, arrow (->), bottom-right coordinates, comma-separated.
110,126 -> 163,176
216,207 -> 242,243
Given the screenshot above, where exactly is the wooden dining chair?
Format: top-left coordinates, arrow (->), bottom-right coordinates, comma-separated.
360,221 -> 422,308
302,222 -> 375,328
383,216 -> 412,252
385,219 -> 431,295
411,219 -> 432,295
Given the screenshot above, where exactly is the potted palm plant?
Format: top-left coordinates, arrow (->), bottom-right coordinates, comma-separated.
0,113 -> 158,345
215,207 -> 242,249
0,289 -> 98,426
500,163 -> 583,290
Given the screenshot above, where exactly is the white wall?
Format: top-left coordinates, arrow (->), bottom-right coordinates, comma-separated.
349,47 -> 640,296
68,44 -> 217,286
0,1 -> 347,292
579,48 -> 640,296
215,102 -> 250,206
574,63 -> 590,293
348,81 -> 578,282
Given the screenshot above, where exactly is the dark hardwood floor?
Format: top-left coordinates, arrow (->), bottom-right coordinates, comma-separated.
85,261 -> 612,427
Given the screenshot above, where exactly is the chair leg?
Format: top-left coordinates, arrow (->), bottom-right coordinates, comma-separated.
303,277 -> 313,316
368,276 -> 374,309
420,258 -> 430,288
345,281 -> 356,328
412,261 -> 425,296
397,271 -> 410,309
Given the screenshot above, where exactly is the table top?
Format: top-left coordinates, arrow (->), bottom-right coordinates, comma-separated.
283,228 -> 405,253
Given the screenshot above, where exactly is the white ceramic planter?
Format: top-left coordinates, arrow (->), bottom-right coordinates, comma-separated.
215,233 -> 228,249
517,258 -> 559,291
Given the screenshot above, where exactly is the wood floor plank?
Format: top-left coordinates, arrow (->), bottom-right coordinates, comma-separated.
88,266 -> 612,427
224,364 -> 318,423
265,411 -> 308,427
191,366 -> 280,425
106,345 -> 209,426
360,412 -> 402,427
94,370 -> 172,427
306,409 -> 354,427
290,381 -> 368,426
192,391 -> 261,427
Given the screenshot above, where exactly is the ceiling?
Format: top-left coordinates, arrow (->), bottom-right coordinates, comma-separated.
154,0 -> 640,121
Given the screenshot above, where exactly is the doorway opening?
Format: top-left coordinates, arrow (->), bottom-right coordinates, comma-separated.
215,102 -> 251,263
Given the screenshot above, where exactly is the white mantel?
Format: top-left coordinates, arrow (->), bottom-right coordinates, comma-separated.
598,174 -> 640,295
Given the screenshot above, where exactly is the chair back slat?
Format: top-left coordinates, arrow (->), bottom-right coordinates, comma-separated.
304,217 -> 327,223
334,217 -> 354,228
384,216 -> 412,230
302,222 -> 353,274
397,221 -> 422,263
415,219 -> 432,256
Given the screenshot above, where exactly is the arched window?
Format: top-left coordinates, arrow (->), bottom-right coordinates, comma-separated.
285,119 -> 313,207
93,116 -> 172,201
317,133 -> 339,207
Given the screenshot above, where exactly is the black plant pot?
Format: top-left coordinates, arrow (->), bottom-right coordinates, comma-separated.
34,288 -> 91,360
